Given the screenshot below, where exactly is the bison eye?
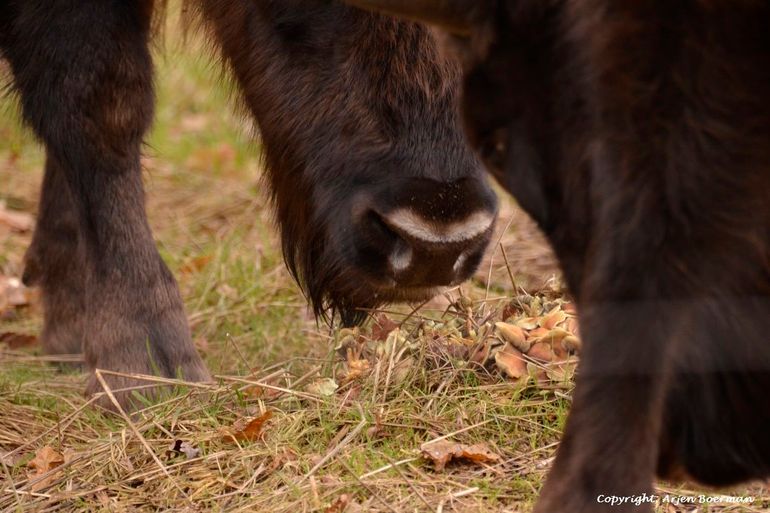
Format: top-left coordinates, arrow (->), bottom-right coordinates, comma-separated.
480,128 -> 508,171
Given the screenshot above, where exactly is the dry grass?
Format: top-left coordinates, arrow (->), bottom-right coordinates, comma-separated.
1,7 -> 767,513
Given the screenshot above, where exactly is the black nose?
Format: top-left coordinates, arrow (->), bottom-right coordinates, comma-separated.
353,177 -> 498,287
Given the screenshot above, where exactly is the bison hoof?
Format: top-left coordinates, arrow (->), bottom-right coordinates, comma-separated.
85,351 -> 210,412
82,301 -> 210,411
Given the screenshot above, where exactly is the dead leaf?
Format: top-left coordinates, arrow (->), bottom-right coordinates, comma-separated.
222,411 -> 272,443
501,301 -> 519,322
420,440 -> 500,471
527,342 -> 555,362
0,332 -> 38,349
469,340 -> 491,365
540,328 -> 570,345
28,446 -> 64,473
565,317 -> 580,337
562,335 -> 582,354
27,446 -> 65,491
371,314 -> 399,341
494,346 -> 527,379
514,317 -> 540,330
96,490 -> 111,508
545,361 -> 577,382
166,440 -> 201,459
494,322 -> 529,352
527,327 -> 550,340
325,494 -> 352,513
306,378 -> 339,397
366,413 -> 386,439
541,307 -> 567,330
268,449 -> 298,473
527,363 -> 550,386
343,356 -> 370,382
179,255 -> 212,275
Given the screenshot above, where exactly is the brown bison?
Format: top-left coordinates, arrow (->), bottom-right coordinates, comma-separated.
341,1 -> 770,512
0,1 -> 497,408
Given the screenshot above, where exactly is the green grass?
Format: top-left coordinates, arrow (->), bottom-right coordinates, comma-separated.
1,10 -> 766,513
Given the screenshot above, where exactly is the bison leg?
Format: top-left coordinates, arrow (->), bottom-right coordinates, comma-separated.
2,0 -> 209,408
22,156 -> 86,361
535,300 -> 669,513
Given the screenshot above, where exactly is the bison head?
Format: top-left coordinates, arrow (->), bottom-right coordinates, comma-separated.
200,0 -> 498,324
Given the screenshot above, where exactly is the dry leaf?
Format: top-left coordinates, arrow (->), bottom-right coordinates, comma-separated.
421,440 -> 500,471
565,317 -> 580,337
371,314 -> 399,341
562,335 -> 582,354
527,327 -> 550,340
344,357 -> 370,382
541,329 -> 571,360
306,378 -> 339,397
545,361 -> 577,382
167,440 -> 201,459
96,490 -> 111,508
515,317 -> 540,330
268,449 -> 299,473
366,413 -> 386,440
527,342 -> 555,362
527,363 -> 550,386
469,340 -> 491,365
540,328 -> 570,345
494,346 -> 527,379
501,301 -> 519,322
179,255 -> 212,275
494,322 -> 529,352
325,494 -> 352,513
27,446 -> 65,491
0,332 -> 38,349
222,411 -> 272,443
541,307 -> 567,330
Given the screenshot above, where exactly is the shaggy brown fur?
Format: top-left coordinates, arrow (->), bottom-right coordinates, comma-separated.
351,0 -> 770,511
0,0 -> 496,408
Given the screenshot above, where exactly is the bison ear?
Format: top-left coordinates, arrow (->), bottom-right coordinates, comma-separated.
338,0 -> 489,35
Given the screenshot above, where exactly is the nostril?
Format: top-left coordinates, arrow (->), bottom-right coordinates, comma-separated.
365,210 -> 402,245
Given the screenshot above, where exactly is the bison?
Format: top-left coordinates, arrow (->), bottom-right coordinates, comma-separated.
341,0 -> 770,511
0,1 -> 498,409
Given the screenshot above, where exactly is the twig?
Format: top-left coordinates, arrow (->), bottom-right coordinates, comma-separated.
94,369 -> 192,504
217,375 -> 323,403
380,452 -> 433,510
337,458 -> 399,513
359,457 -> 419,480
302,404 -> 367,481
421,419 -> 494,446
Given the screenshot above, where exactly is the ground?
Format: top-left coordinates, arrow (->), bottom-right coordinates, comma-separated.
0,12 -> 766,513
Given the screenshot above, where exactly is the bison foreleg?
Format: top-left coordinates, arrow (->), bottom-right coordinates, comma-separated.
3,0 -> 210,409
